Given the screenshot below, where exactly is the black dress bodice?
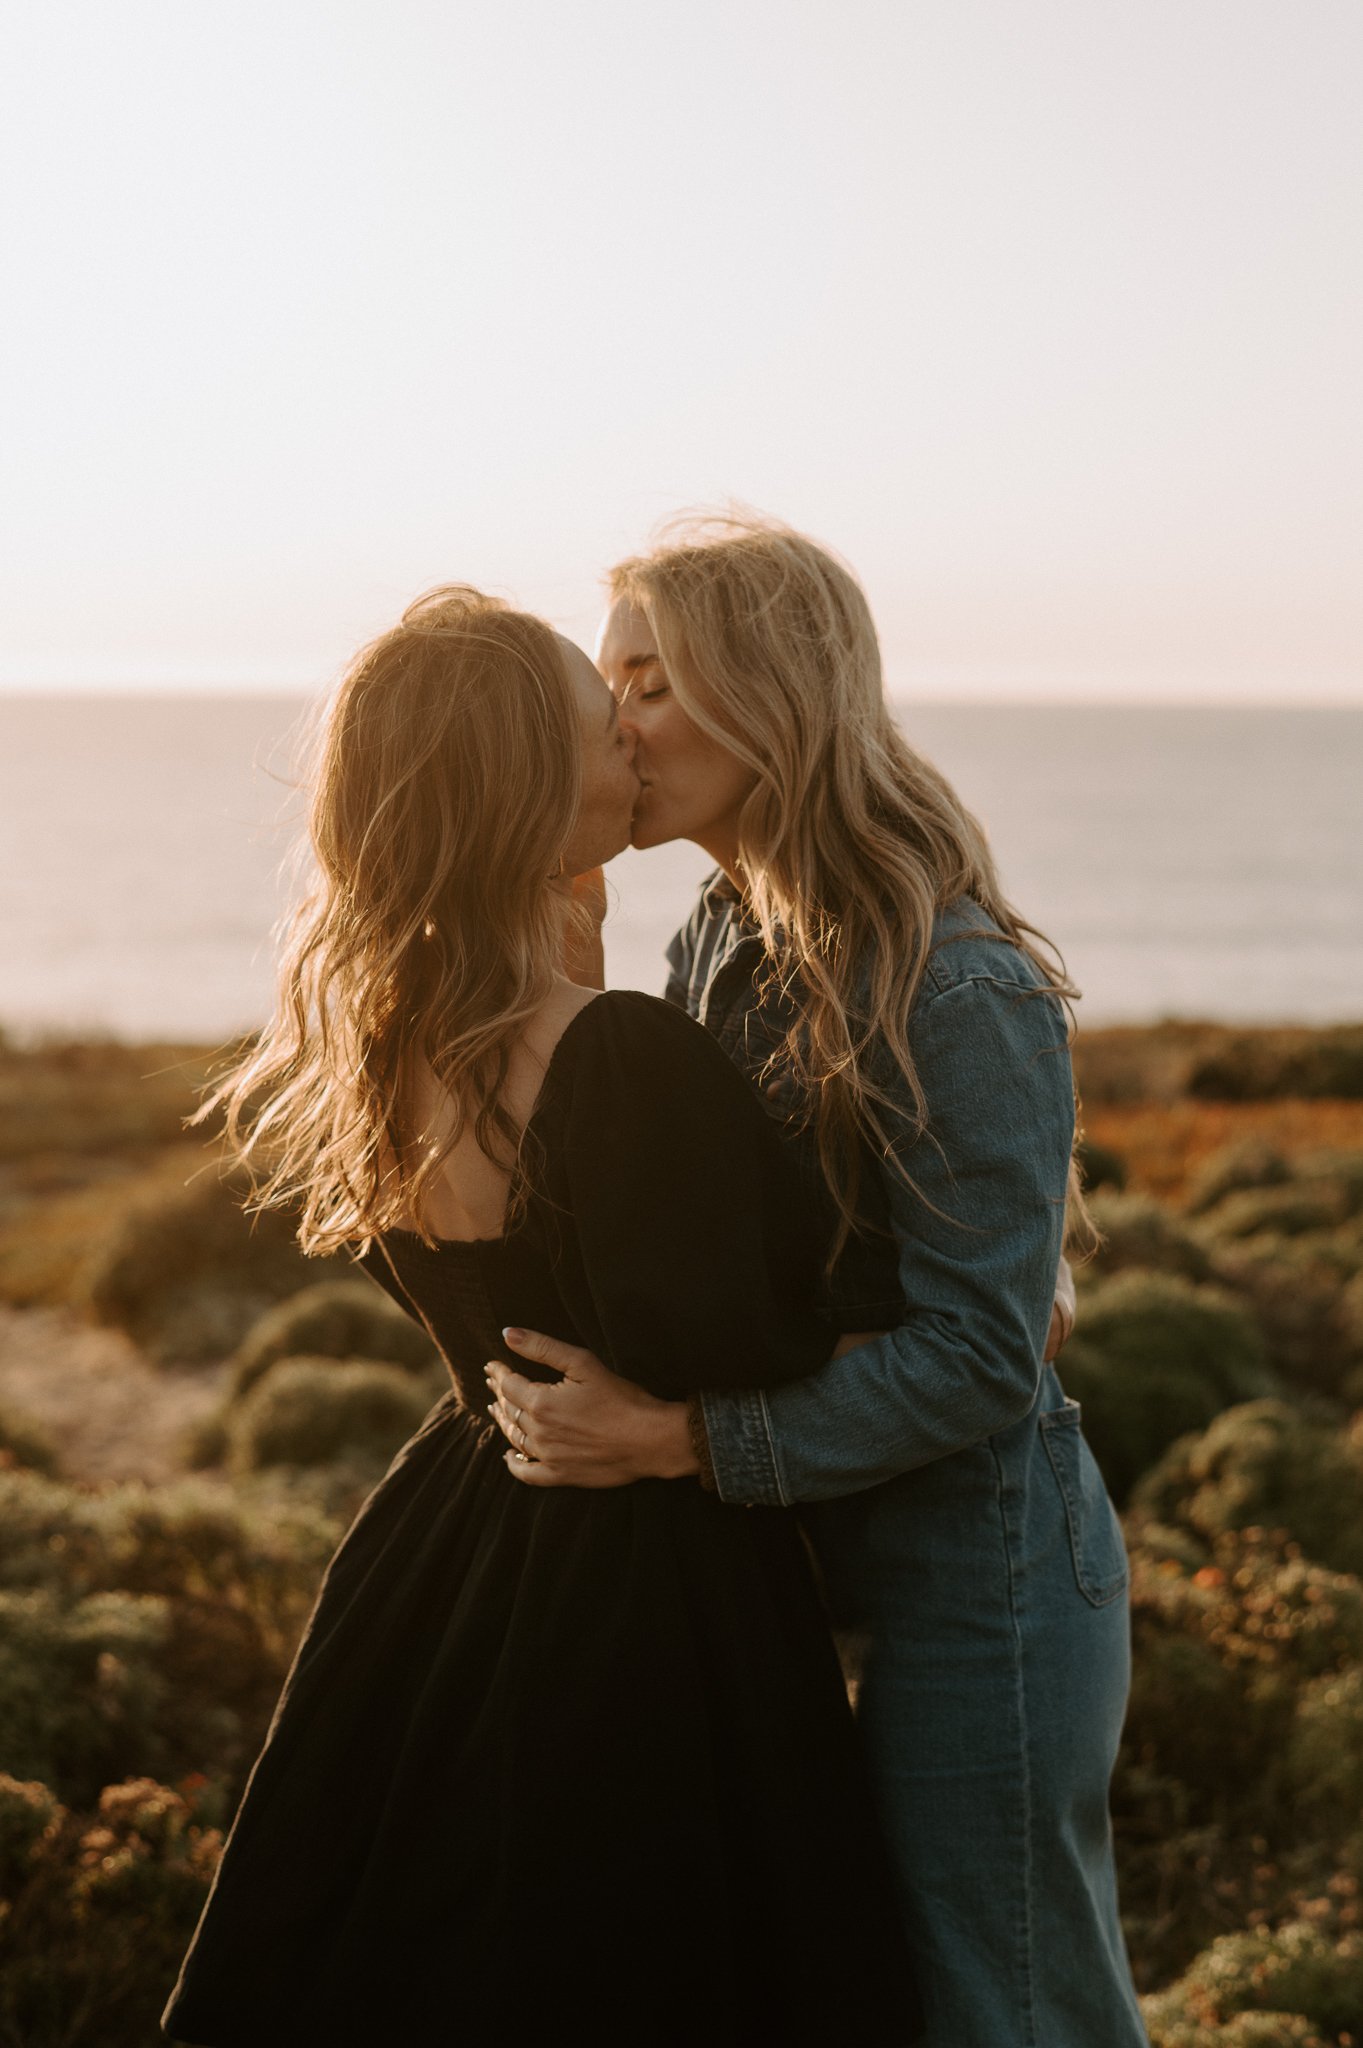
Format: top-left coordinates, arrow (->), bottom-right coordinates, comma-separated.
359,989 -> 903,1415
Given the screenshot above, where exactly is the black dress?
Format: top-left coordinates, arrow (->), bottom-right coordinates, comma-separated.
162,991 -> 920,2046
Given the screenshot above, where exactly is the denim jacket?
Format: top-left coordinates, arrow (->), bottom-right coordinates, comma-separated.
665,874 -> 1075,1506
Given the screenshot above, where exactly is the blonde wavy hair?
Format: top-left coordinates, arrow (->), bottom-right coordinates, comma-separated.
608,513 -> 1097,1262
202,585 -> 581,1256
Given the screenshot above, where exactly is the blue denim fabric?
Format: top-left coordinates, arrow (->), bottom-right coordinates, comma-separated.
669,876 -> 1148,2048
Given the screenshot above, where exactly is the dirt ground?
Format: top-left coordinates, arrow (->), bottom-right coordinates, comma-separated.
0,1303 -> 227,1486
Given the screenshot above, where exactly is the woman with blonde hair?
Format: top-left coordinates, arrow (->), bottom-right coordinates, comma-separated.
161,586 -> 921,2044
485,516 -> 1148,2047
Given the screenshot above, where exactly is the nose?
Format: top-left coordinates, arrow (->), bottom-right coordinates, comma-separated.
620,724 -> 640,769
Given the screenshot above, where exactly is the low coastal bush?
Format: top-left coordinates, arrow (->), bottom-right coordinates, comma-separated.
0,1469 -> 336,1621
1143,1897 -> 1363,2046
1054,1272 -> 1275,1501
0,1588 -> 175,1806
1078,1134 -> 1128,1192
0,1772 -> 222,2048
1203,1183 -> 1354,1243
1286,1668 -> 1363,1824
1130,1403 -> 1363,1580
1116,1526 -> 1363,1987
1123,1527 -> 1363,1804
0,1038 -> 218,1163
1187,1028 -> 1363,1103
226,1357 -> 435,1475
0,1398 -> 58,1475
229,1278 -> 437,1400
1184,1139 -> 1293,1218
1209,1234 -> 1363,1400
79,1165 -> 346,1362
0,1468 -> 336,1807
1085,1191 -> 1214,1285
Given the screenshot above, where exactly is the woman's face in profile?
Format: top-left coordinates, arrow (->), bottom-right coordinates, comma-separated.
557,636 -> 641,874
595,599 -> 755,855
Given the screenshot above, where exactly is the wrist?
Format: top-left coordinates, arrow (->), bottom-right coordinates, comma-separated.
632,1397 -> 699,1481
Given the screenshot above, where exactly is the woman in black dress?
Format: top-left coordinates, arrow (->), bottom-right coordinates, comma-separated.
161,584 -> 920,2046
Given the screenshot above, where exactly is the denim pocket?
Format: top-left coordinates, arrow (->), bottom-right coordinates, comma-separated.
1040,1399 -> 1129,1608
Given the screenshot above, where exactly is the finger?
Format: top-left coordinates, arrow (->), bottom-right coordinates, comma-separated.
503,1449 -> 562,1487
487,1398 -> 520,1448
1043,1303 -> 1065,1362
486,1386 -> 606,1457
484,1361 -> 550,1413
487,1398 -> 544,1457
500,1327 -> 602,1380
502,1449 -> 632,1491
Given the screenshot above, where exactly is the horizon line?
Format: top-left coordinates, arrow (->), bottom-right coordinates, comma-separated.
2,681 -> 1360,711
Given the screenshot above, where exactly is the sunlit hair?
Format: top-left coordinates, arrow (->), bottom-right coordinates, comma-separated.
608,512 -> 1098,1263
200,585 -> 580,1256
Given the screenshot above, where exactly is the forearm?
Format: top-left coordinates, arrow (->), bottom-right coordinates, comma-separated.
700,1293 -> 1050,1506
702,970 -> 1075,1507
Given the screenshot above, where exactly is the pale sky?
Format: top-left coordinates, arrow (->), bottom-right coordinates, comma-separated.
2,0 -> 1360,701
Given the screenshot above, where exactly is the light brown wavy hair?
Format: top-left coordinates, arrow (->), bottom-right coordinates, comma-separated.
201,585 -> 581,1256
608,513 -> 1098,1263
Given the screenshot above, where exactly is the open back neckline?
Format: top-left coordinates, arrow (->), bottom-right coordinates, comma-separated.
384,988 -> 622,1251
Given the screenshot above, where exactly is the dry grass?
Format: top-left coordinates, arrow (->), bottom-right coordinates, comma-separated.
0,1038 -> 230,1169
1085,1100 -> 1363,1203
1073,1020 -> 1363,1107
0,1305 -> 227,1484
0,1037 -> 232,1311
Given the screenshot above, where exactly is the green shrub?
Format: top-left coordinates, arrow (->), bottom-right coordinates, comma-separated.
179,1403 -> 231,1469
0,1468 -> 336,1625
1085,1191 -> 1214,1285
1285,1668 -> 1363,1822
0,1771 -> 62,1896
234,1446 -> 419,1527
0,1399 -> 58,1475
1187,1028 -> 1363,1102
1202,1184 -> 1353,1243
1118,1530 -> 1363,1814
1143,1903 -> 1363,2044
1210,1234 -> 1363,1400
0,1467 -> 112,1597
1147,2017 -> 1331,2048
1056,1272 -> 1275,1501
1295,1149 -> 1363,1218
1115,1528 -> 1363,1986
0,1773 -> 223,2048
0,1586 -> 289,1813
1130,1402 -> 1363,1580
229,1277 -> 436,1401
1343,1276 -> 1363,1405
1185,1141 -> 1293,1218
0,1589 -> 173,1806
227,1356 -> 435,1474
79,1165 -> 346,1362
1078,1135 -> 1128,1193
0,1470 -> 338,1807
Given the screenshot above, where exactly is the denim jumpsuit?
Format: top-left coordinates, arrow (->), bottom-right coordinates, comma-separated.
667,876 -> 1148,2048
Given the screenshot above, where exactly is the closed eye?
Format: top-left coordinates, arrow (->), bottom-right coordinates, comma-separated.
616,654 -> 666,709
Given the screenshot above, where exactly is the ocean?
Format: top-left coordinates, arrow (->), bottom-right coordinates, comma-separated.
3,695 -> 1360,1043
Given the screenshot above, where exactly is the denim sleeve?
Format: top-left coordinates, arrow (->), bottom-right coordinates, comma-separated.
699,971 -> 1075,1506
